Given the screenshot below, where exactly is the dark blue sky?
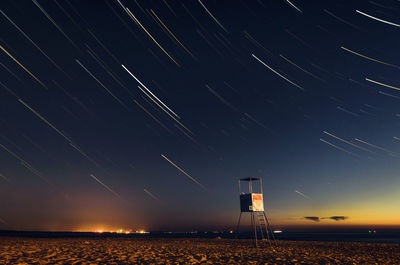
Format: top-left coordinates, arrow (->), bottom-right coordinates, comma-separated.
1,0 -> 399,231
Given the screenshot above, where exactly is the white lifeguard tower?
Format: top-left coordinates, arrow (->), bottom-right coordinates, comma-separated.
236,177 -> 275,247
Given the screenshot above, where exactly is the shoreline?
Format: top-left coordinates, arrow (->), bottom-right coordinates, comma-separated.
1,229 -> 400,244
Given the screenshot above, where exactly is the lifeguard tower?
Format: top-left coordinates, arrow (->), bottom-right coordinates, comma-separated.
236,177 -> 275,247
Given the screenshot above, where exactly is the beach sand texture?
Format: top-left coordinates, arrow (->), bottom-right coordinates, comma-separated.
0,238 -> 399,264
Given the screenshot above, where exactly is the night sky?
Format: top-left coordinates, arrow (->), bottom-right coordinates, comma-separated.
1,0 -> 399,232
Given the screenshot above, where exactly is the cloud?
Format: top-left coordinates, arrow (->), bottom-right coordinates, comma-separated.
328,216 -> 348,221
304,216 -> 320,222
304,216 -> 349,222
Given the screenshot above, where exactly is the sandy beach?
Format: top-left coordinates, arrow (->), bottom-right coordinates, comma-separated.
0,237 -> 399,264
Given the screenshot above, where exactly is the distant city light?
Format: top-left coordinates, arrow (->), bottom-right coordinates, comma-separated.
136,230 -> 149,234
273,230 -> 283,233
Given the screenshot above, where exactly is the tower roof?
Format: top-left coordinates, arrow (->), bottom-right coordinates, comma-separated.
240,177 -> 261,181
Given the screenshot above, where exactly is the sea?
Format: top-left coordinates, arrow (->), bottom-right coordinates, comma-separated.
1,229 -> 400,244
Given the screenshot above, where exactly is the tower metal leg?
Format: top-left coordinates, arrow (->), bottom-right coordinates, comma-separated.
235,212 -> 242,237
251,211 -> 258,247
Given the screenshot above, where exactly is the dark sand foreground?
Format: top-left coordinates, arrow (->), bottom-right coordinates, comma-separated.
0,237 -> 399,264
